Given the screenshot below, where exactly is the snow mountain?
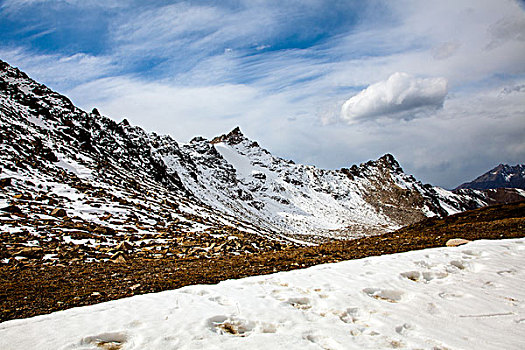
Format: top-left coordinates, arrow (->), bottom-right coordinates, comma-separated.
457,163 -> 525,190
0,59 -> 501,263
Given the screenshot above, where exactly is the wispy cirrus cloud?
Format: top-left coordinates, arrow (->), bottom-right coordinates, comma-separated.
0,47 -> 117,90
0,0 -> 524,188
1,0 -> 128,12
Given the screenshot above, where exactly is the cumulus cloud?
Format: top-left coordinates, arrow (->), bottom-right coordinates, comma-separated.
340,72 -> 448,123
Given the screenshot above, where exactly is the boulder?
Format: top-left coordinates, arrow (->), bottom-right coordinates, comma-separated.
1,205 -> 22,214
446,238 -> 471,247
116,241 -> 133,251
51,208 -> 67,217
94,225 -> 116,235
14,247 -> 43,259
0,178 -> 12,188
110,251 -> 127,263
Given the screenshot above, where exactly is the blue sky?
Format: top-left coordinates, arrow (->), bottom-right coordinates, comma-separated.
1,0 -> 524,188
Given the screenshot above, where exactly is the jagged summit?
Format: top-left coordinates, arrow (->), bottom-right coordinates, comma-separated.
456,163 -> 525,190
211,126 -> 251,146
374,154 -> 403,172
0,58 -> 510,255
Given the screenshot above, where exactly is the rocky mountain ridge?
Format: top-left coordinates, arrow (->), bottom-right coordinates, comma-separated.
0,59 -> 511,266
457,163 -> 525,190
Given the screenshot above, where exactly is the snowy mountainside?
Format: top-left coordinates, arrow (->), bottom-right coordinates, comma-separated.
457,163 -> 525,190
0,60 -> 286,265
166,127 -> 491,242
0,59 -> 495,261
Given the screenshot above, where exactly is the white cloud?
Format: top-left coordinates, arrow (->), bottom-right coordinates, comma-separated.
2,0 -> 524,188
65,77 -> 300,143
340,73 -> 448,123
1,0 -> 126,13
485,15 -> 525,50
0,48 -> 115,90
432,41 -> 461,60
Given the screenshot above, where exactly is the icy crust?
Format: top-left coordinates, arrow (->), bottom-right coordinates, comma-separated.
1,238 -> 524,350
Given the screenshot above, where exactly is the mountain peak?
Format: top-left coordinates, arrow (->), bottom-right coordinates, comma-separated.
211,126 -> 247,145
377,153 -> 403,172
456,163 -> 525,190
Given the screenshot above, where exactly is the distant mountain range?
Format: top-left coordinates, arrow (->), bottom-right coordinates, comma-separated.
0,59 -> 522,265
456,164 -> 525,190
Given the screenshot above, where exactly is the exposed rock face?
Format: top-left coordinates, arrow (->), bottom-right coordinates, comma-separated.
0,58 -> 514,266
457,164 -> 525,190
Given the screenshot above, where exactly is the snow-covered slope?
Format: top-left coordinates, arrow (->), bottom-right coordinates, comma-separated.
1,238 -> 524,350
0,58 -> 497,255
164,127 -> 490,242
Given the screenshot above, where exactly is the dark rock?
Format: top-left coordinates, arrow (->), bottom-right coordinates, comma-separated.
116,241 -> 133,251
1,205 -> 22,214
50,208 -> 67,217
210,126 -> 246,145
14,247 -> 43,259
110,251 -> 127,263
94,226 -> 116,235
0,178 -> 12,188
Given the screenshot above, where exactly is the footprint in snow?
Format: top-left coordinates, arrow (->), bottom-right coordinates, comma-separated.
497,269 -> 517,276
461,249 -> 483,257
208,295 -> 232,306
207,315 -> 255,337
304,333 -> 346,350
180,288 -> 209,296
80,331 -> 128,350
206,315 -> 277,336
338,307 -> 360,324
400,270 -> 448,283
395,323 -> 414,335
446,259 -> 480,273
438,291 -> 464,300
284,296 -> 312,310
362,288 -> 404,303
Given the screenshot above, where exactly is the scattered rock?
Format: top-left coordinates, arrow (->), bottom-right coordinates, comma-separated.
51,208 -> 67,217
14,247 -> 44,259
116,241 -> 133,251
0,205 -> 23,214
0,178 -> 12,188
94,226 -> 116,235
446,238 -> 471,247
110,252 -> 127,263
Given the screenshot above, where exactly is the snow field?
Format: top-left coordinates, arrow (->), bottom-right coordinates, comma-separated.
1,238 -> 524,349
